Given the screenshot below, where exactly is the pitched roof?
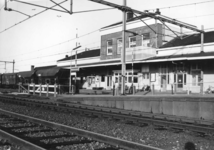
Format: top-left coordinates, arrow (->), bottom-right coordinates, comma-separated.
35,66 -> 61,77
145,51 -> 214,62
57,49 -> 100,62
17,71 -> 35,78
160,31 -> 214,48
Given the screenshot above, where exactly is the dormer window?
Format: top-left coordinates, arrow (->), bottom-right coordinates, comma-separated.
107,40 -> 113,55
129,36 -> 137,47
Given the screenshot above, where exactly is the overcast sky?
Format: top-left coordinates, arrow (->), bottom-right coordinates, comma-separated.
0,0 -> 214,73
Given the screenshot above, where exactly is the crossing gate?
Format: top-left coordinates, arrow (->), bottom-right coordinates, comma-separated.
28,84 -> 58,97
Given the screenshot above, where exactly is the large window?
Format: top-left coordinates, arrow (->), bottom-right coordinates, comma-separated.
129,36 -> 137,47
142,33 -> 150,47
192,71 -> 201,86
107,40 -> 113,55
117,39 -> 122,54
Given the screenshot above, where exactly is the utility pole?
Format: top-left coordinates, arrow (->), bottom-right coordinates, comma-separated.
0,60 -> 15,73
75,28 -> 78,86
121,0 -> 126,95
13,60 -> 15,73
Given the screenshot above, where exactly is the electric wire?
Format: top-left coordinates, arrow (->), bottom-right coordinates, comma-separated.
1,1 -> 214,71
0,0 -> 68,34
1,0 -> 213,34
0,29 -> 100,59
148,0 -> 214,11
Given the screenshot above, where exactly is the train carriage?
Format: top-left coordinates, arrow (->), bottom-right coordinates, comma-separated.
1,73 -> 18,89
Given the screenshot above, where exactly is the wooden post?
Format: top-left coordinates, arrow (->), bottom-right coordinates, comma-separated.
28,84 -> 30,94
33,84 -> 35,95
46,84 -> 49,97
39,84 -> 42,96
18,83 -> 20,93
54,84 -> 57,97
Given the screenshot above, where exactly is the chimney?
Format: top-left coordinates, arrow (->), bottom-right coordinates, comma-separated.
31,65 -> 34,71
65,55 -> 68,58
127,12 -> 133,20
155,8 -> 161,15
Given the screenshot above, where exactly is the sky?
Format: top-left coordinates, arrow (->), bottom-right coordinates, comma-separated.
0,0 -> 214,73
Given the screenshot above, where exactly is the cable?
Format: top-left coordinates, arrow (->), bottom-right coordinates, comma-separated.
0,29 -> 100,59
147,0 -> 214,11
0,0 -> 9,11
0,0 -> 68,34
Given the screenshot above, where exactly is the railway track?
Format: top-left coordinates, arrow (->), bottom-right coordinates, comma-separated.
0,94 -> 213,135
0,108 -> 162,150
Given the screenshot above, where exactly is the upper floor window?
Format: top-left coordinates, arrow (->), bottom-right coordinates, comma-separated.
129,36 -> 137,47
142,33 -> 150,47
107,40 -> 113,55
117,39 -> 122,54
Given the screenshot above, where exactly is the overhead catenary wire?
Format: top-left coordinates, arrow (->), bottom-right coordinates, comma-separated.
0,22 -> 213,61
1,1 -> 214,72
0,0 -> 68,34
0,29 -> 100,60
0,0 -> 213,34
147,0 -> 214,11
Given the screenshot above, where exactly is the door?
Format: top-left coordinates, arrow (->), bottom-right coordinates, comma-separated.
177,74 -> 183,91
106,76 -> 112,90
161,75 -> 167,91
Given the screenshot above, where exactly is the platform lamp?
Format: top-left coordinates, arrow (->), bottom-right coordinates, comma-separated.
69,45 -> 81,94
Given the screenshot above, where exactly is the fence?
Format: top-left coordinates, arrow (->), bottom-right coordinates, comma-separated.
18,84 -> 76,97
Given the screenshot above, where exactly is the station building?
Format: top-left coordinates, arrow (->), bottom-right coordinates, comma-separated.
57,15 -> 214,94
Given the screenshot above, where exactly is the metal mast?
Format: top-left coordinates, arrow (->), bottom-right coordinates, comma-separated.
121,0 -> 126,95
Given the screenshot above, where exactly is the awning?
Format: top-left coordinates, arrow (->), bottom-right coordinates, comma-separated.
18,71 -> 34,78
36,67 -> 61,77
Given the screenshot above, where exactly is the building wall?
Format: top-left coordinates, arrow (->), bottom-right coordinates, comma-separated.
100,24 -> 163,60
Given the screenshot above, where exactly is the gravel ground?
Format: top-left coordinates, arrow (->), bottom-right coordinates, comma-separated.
0,102 -> 214,150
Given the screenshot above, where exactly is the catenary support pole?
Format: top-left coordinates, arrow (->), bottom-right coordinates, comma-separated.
155,19 -> 158,48
70,0 -> 73,14
12,60 -> 15,73
201,25 -> 204,53
5,0 -> 7,10
121,0 -> 126,95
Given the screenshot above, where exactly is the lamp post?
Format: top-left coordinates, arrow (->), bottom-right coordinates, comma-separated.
69,45 -> 81,94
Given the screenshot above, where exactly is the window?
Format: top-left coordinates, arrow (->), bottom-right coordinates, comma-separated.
142,33 -> 150,47
142,73 -> 149,79
107,40 -> 113,55
46,79 -> 50,84
115,77 -> 118,83
129,36 -> 137,47
117,39 -> 122,54
128,77 -> 132,83
25,79 -> 29,84
101,76 -> 105,82
134,77 -> 138,83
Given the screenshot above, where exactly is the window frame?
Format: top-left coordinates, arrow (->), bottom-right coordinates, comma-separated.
142,33 -> 150,47
107,40 -> 113,55
129,36 -> 137,48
